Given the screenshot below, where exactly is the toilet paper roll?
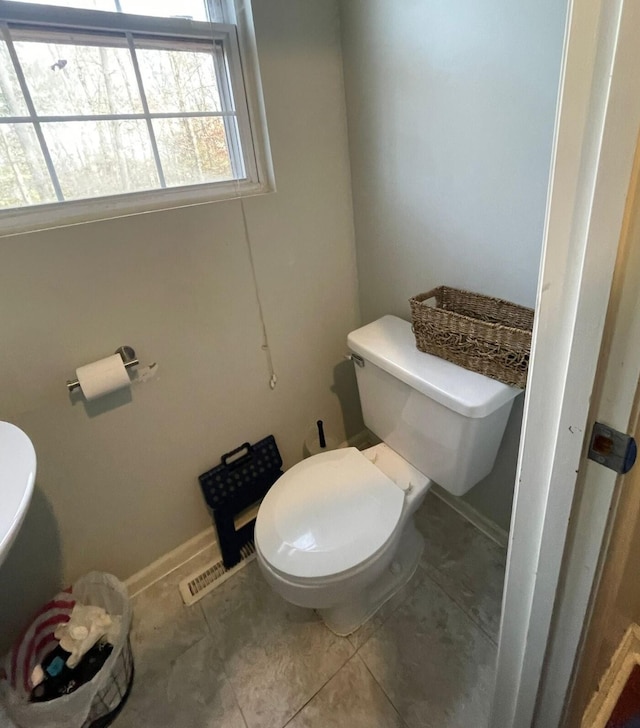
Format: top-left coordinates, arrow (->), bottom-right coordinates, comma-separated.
76,354 -> 130,401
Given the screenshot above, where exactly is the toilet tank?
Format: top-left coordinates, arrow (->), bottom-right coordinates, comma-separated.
347,316 -> 522,496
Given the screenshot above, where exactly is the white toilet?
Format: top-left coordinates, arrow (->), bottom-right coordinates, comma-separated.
255,315 -> 521,635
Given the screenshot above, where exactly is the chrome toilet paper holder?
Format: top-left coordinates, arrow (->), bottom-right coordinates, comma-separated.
66,346 -> 139,392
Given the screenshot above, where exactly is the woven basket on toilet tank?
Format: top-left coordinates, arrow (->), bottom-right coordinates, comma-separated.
409,286 -> 534,388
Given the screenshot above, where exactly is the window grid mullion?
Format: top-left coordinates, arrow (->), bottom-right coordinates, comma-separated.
0,111 -> 239,124
0,22 -> 64,202
125,32 -> 166,188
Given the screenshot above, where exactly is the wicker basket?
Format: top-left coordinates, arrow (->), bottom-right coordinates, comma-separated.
409,286 -> 534,388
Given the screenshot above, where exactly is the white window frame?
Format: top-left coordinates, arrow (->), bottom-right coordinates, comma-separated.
0,0 -> 274,236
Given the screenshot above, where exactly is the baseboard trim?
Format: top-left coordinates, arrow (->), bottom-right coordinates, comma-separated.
125,504 -> 260,598
342,429 -> 381,450
429,484 -> 509,548
125,526 -> 218,598
582,623 -> 640,728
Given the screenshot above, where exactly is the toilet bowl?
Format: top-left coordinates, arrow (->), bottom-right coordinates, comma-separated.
255,443 -> 431,635
255,315 -> 521,635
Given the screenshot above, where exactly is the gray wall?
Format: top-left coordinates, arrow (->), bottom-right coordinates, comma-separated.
0,0 -> 361,650
340,0 -> 567,528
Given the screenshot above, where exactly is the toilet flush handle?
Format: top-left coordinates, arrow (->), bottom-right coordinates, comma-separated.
345,353 -> 365,368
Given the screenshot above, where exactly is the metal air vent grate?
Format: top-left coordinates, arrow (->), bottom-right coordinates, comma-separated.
178,542 -> 256,606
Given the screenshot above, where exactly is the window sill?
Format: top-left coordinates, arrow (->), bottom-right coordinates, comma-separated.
0,177 -> 274,238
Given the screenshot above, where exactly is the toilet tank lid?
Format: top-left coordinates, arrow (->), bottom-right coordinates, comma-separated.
347,315 -> 521,418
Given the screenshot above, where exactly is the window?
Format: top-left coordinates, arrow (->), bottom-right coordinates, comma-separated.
0,0 -> 271,232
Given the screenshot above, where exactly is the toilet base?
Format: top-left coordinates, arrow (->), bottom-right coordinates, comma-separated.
317,519 -> 424,636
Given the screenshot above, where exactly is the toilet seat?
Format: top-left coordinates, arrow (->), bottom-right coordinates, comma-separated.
255,448 -> 404,580
256,528 -> 395,586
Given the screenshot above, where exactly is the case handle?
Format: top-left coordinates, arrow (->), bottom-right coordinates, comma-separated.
222,442 -> 253,468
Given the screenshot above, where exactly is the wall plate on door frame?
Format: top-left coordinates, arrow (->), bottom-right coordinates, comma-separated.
587,421 -> 637,474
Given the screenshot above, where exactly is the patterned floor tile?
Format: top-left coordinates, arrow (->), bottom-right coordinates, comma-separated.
347,564 -> 427,651
285,654 -> 405,728
129,569 -> 210,679
359,575 -> 497,728
114,635 -> 246,728
200,561 -> 354,728
415,493 -> 506,642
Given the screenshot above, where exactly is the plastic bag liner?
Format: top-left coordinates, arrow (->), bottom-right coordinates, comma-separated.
0,572 -> 132,728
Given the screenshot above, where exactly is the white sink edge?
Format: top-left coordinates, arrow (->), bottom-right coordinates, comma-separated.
0,423 -> 36,569
0,470 -> 35,567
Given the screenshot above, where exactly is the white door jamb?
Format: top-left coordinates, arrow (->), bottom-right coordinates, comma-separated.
490,0 -> 640,725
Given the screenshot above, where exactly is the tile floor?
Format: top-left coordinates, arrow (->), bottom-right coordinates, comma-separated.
113,492 -> 506,728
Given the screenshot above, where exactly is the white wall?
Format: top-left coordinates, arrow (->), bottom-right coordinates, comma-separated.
340,0 -> 566,529
0,0 -> 360,650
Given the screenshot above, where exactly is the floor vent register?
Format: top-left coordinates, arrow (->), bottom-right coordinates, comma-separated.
179,541 -> 256,606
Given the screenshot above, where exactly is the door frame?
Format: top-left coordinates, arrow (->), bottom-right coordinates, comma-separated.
491,0 -> 640,726
537,124 -> 640,728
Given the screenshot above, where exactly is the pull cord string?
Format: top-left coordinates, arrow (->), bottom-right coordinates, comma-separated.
238,195 -> 278,390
